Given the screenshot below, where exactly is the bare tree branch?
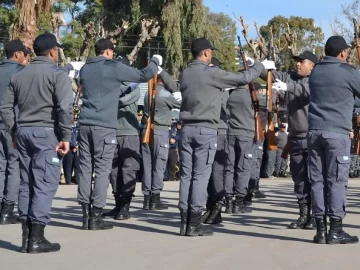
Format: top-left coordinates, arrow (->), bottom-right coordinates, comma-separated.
127,19 -> 160,65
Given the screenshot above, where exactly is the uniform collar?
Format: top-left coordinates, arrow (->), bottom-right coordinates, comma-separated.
86,56 -> 111,63
31,56 -> 56,64
0,59 -> 20,65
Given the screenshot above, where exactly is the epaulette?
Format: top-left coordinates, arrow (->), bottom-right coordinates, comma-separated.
340,63 -> 357,72
52,65 -> 66,73
103,59 -> 117,68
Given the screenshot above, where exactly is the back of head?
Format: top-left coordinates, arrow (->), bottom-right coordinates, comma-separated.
94,38 -> 114,58
325,36 -> 350,59
33,32 -> 63,62
4,40 -> 31,64
190,37 -> 217,63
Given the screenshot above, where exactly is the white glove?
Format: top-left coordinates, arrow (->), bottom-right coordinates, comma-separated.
157,66 -> 163,75
272,79 -> 287,91
261,59 -> 276,70
68,61 -> 85,79
152,55 -> 163,66
245,56 -> 255,67
172,92 -> 182,102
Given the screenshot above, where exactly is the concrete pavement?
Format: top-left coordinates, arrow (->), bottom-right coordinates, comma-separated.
1,178 -> 360,270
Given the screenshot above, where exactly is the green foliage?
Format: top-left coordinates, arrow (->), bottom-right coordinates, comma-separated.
37,13 -> 52,35
205,12 -> 237,71
260,15 -> 324,71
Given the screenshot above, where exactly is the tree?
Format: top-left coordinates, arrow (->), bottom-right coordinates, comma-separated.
10,0 -> 53,48
238,15 -> 324,71
205,12 -> 237,71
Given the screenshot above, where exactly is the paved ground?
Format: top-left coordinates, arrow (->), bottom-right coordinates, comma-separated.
1,178 -> 360,270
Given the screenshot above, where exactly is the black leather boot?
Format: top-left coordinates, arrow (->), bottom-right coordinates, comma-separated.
288,203 -> 308,229
201,198 -> 213,223
232,196 -> 252,214
180,210 -> 188,236
143,195 -> 150,210
224,196 -> 233,214
149,194 -> 168,210
28,223 -> 61,254
244,192 -> 253,206
313,217 -> 327,244
81,203 -> 90,230
327,218 -> 359,244
186,210 -> 213,237
102,193 -> 121,219
205,201 -> 223,224
253,182 -> 266,199
20,219 -> 29,253
88,206 -> 113,230
114,195 -> 132,220
303,201 -> 316,230
0,202 -> 20,225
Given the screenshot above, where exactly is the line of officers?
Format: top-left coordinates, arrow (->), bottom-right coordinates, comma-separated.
0,32 -> 359,254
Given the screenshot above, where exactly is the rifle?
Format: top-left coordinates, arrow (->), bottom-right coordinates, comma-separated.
276,94 -> 281,126
266,26 -> 277,151
73,78 -> 82,122
142,43 -> 158,144
237,35 -> 265,142
353,19 -> 360,155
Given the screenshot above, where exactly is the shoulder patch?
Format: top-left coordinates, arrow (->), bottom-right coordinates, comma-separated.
340,63 -> 356,72
103,60 -> 117,68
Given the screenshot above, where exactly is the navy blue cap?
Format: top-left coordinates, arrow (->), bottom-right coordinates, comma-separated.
5,40 -> 31,55
325,36 -> 351,57
95,38 -> 115,54
293,51 -> 318,64
33,32 -> 63,54
191,38 -> 217,54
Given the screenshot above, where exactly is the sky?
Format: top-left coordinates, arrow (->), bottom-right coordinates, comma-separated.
203,0 -> 354,41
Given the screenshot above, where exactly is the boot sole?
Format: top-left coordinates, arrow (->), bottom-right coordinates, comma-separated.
88,226 -> 113,230
327,239 -> 359,245
28,248 -> 61,254
186,233 -> 214,236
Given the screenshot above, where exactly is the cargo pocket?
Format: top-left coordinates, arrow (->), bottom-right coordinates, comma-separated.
207,142 -> 217,164
158,142 -> 169,160
44,155 -> 61,183
336,155 -> 350,182
101,138 -> 117,158
242,152 -> 254,170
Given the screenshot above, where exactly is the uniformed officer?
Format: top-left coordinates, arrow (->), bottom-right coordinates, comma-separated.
0,33 -> 73,253
0,40 -> 30,225
178,38 -> 274,236
102,55 -> 142,220
245,82 -> 268,207
308,36 -> 360,244
141,82 -> 181,210
202,57 -> 229,224
224,81 -> 259,214
77,38 -> 162,230
274,123 -> 288,177
261,51 -> 318,230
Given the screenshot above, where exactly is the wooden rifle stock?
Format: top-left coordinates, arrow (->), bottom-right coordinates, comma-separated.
73,78 -> 82,122
237,36 -> 265,142
281,142 -> 290,159
266,27 -> 277,151
352,19 -> 360,155
142,47 -> 158,144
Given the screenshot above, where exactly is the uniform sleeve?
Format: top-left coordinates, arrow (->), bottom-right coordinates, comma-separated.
209,61 -> 265,89
260,69 -> 291,83
349,69 -> 360,99
159,69 -> 180,93
286,81 -> 310,98
165,93 -> 181,110
118,85 -> 140,107
0,83 -> 17,137
116,58 -> 159,83
55,71 -> 74,141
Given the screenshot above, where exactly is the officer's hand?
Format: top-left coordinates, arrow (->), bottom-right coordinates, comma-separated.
157,66 -> 163,75
172,92 -> 182,102
350,130 -> 354,139
152,55 -> 163,66
272,79 -> 287,91
261,59 -> 276,70
73,146 -> 78,153
170,138 -> 176,144
56,141 -> 70,156
12,141 -> 17,149
245,56 -> 255,67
